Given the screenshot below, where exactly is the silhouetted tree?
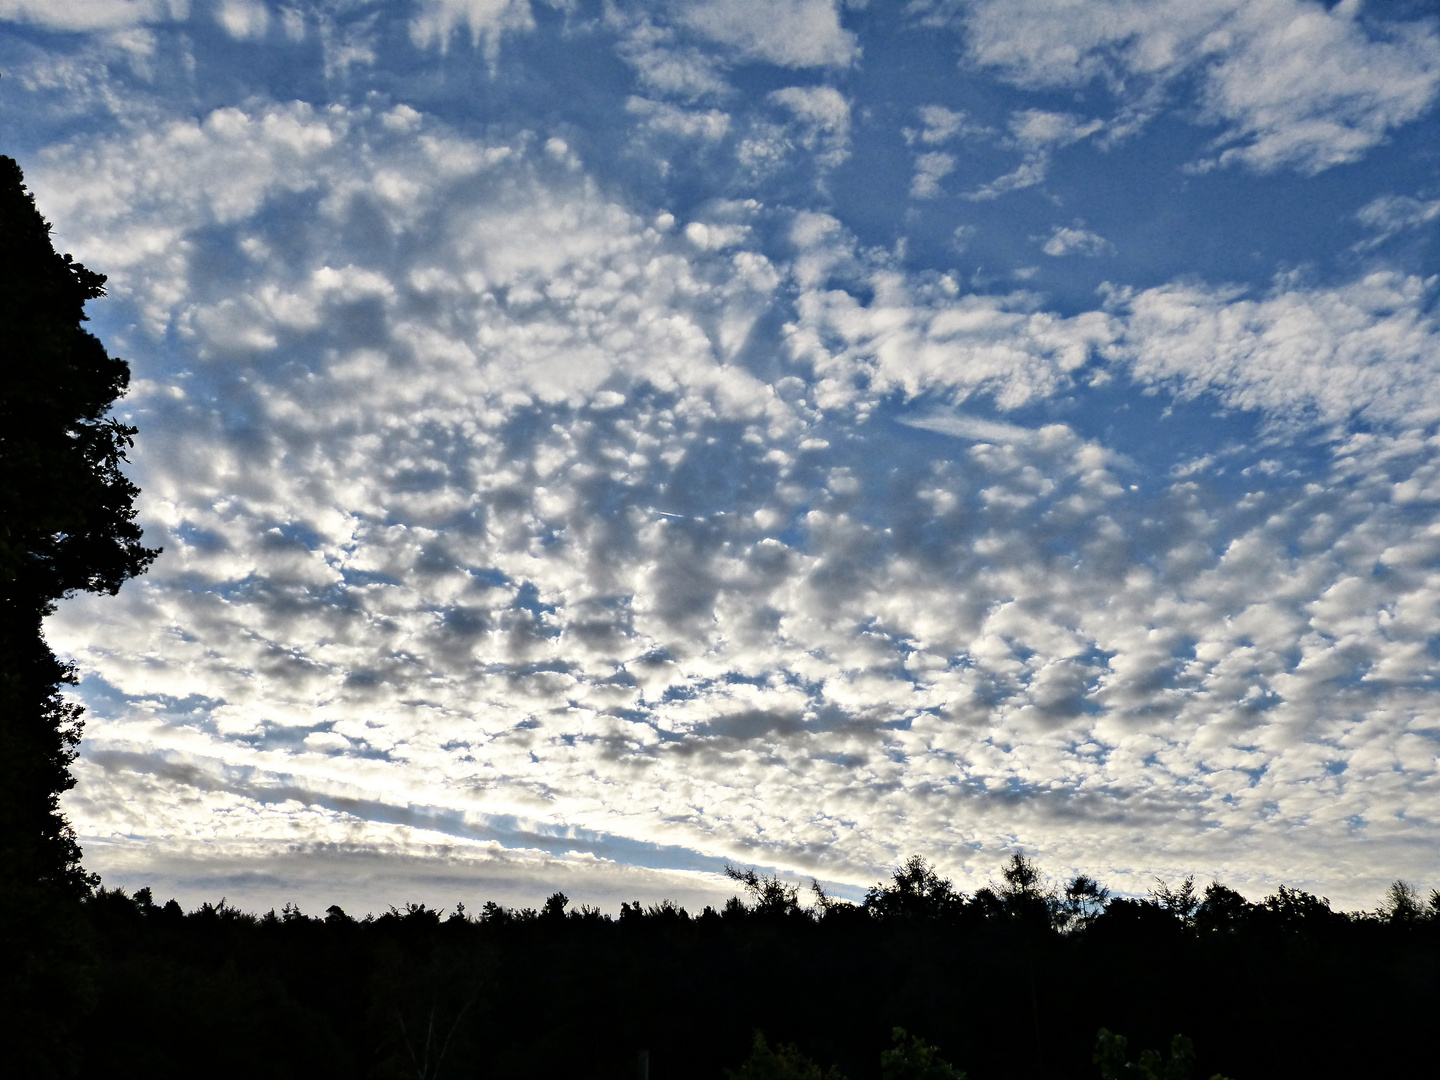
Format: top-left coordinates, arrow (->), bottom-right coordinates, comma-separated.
1194,881 -> 1253,935
997,851 -> 1054,925
879,1028 -> 964,1080
809,877 -> 851,915
727,1032 -> 843,1080
1259,884 -> 1340,932
1382,880 -> 1423,923
1094,1029 -> 1230,1080
540,891 -> 569,920
1151,876 -> 1200,928
864,857 -> 965,921
0,154 -> 157,889
1058,874 -> 1111,933
0,153 -> 158,1075
725,865 -> 805,917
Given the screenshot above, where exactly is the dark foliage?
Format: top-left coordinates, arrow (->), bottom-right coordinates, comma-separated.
58,859 -> 1440,1079
1094,1029 -> 1227,1080
0,153 -> 158,893
880,1028 -> 965,1080
727,1031 -> 841,1080
1,154 -> 159,1074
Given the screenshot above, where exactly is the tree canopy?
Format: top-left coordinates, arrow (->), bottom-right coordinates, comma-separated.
0,153 -> 159,1075
0,156 -> 156,606
0,151 -> 157,893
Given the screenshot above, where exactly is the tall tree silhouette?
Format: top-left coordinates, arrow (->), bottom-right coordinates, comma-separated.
1,153 -> 158,1073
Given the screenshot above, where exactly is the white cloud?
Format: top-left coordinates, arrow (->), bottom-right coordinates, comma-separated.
1009,108 -> 1103,148
33,106 -> 1440,906
1109,272 -> 1440,428
901,412 -> 1041,444
623,80 -> 849,181
278,5 -> 303,41
70,758 -> 746,913
910,151 -> 955,199
618,19 -> 732,99
938,0 -> 1440,174
684,219 -> 750,249
627,96 -> 732,141
787,216 -> 1116,408
12,7 -> 1440,911
216,0 -> 268,40
769,85 -> 850,166
964,109 -> 1102,199
907,104 -> 973,145
791,248 -> 1439,432
1358,194 -> 1440,232
1355,193 -> 1440,249
1041,224 -> 1114,257
677,0 -> 857,68
0,0 -> 186,32
410,0 -> 535,59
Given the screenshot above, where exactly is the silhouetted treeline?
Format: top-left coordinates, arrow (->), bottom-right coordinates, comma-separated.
58,856 -> 1440,1079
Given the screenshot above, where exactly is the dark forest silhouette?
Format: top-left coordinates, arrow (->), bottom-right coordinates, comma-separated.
69,855 -> 1439,1079
3,153 -> 1439,1078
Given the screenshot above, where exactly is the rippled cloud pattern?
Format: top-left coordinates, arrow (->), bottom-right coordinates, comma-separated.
4,0 -> 1438,912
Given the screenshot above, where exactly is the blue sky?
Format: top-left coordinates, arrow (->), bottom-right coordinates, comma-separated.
4,0 -> 1439,913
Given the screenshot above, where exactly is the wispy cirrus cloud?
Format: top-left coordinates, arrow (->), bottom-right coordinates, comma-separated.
1355,193 -> 1440,250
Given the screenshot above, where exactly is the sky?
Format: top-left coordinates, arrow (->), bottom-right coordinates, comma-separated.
3,0 -> 1439,915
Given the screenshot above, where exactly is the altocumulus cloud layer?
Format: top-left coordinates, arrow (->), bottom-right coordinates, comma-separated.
3,0 -> 1438,912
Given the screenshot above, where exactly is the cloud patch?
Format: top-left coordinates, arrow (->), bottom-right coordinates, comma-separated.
5,0 -> 1438,912
1041,224 -> 1114,257
410,0 -> 537,59
933,0 -> 1440,175
676,0 -> 856,68
0,0 -> 185,32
